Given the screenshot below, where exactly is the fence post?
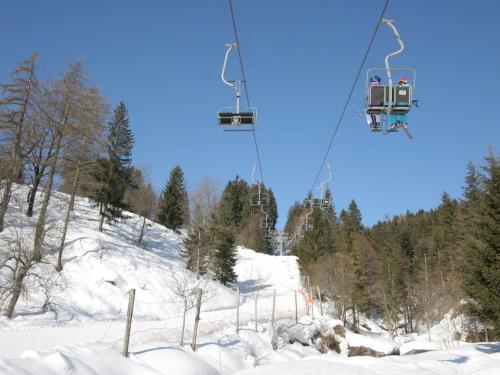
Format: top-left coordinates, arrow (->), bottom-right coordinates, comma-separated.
311,287 -> 314,319
122,288 -> 136,357
236,287 -> 240,333
294,290 -> 298,324
191,288 -> 203,351
271,289 -> 276,327
254,292 -> 259,331
317,286 -> 323,316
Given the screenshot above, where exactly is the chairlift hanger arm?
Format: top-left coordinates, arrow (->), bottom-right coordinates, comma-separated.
221,43 -> 242,114
381,19 -> 405,86
221,43 -> 239,90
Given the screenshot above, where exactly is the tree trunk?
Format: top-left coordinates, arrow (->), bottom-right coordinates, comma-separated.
0,179 -> 13,232
180,303 -> 187,346
98,204 -> 105,232
33,132 -> 62,261
26,168 -> 42,217
27,131 -> 55,217
4,265 -> 30,318
56,137 -> 87,272
138,216 -> 146,243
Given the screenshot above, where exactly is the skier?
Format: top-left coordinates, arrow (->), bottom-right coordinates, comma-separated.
365,75 -> 382,131
388,77 -> 410,131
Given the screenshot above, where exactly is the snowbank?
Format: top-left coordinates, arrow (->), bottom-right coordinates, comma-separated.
399,340 -> 441,355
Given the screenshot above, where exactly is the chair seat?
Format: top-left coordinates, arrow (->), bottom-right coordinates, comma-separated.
218,112 -> 256,125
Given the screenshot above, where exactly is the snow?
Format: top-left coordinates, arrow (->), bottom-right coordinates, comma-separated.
399,339 -> 442,355
0,345 -> 161,375
1,185 -> 500,374
234,343 -> 500,375
346,330 -> 399,355
131,344 -> 220,375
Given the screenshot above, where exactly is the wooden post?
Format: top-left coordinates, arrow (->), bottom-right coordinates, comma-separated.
311,288 -> 314,319
191,288 -> 203,351
122,289 -> 136,357
294,290 -> 298,324
236,287 -> 240,333
254,292 -> 258,331
271,289 -> 276,327
317,286 -> 323,316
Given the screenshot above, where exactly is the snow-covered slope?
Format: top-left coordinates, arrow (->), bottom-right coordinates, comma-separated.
1,185 -> 500,374
0,184 -> 304,359
0,185 -> 234,325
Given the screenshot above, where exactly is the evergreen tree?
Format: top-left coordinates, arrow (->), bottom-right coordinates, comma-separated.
238,183 -> 277,254
216,176 -> 249,229
340,201 -> 371,323
463,153 -> 500,338
283,201 -> 305,234
211,226 -> 237,285
156,165 -> 189,231
293,207 -> 330,265
91,102 -> 134,231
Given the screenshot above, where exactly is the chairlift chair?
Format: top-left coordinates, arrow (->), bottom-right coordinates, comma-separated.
250,192 -> 269,207
365,19 -> 416,139
249,164 -> 268,207
321,198 -> 331,210
260,215 -> 272,228
300,216 -> 313,231
218,43 -> 257,131
311,198 -> 322,209
311,162 -> 333,211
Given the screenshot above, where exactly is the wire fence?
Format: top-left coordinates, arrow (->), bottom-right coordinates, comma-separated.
100,286 -> 323,356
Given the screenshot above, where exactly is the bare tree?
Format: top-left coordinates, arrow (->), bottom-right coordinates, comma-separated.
32,62 -> 88,261
55,87 -> 107,271
190,177 -> 221,229
125,167 -> 157,244
36,267 -> 66,312
23,99 -> 56,217
164,264 -> 212,346
0,53 -> 38,232
0,226 -> 38,318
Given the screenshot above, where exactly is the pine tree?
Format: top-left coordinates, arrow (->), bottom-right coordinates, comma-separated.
210,226 -> 237,285
463,152 -> 500,338
216,176 -> 249,229
156,165 -> 189,231
340,200 -> 371,325
91,102 -> 134,231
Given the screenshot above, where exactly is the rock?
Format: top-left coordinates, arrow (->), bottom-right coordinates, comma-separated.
348,346 -> 388,357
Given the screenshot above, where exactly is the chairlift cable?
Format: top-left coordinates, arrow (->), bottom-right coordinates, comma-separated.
228,0 -> 265,184
310,0 -> 390,191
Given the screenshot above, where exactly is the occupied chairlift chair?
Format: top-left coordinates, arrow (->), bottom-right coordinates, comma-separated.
365,19 -> 416,139
218,43 -> 257,131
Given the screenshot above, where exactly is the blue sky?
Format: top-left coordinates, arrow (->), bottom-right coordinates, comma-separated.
1,0 -> 499,229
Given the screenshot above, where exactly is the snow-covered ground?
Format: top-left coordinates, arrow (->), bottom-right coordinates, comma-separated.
1,185 -> 499,374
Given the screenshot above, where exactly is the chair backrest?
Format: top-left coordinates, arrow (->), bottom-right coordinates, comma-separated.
368,85 -> 412,109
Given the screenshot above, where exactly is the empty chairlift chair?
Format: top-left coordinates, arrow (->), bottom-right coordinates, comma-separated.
218,43 -> 257,131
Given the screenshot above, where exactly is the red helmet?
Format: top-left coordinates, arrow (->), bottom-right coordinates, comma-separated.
398,77 -> 408,84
